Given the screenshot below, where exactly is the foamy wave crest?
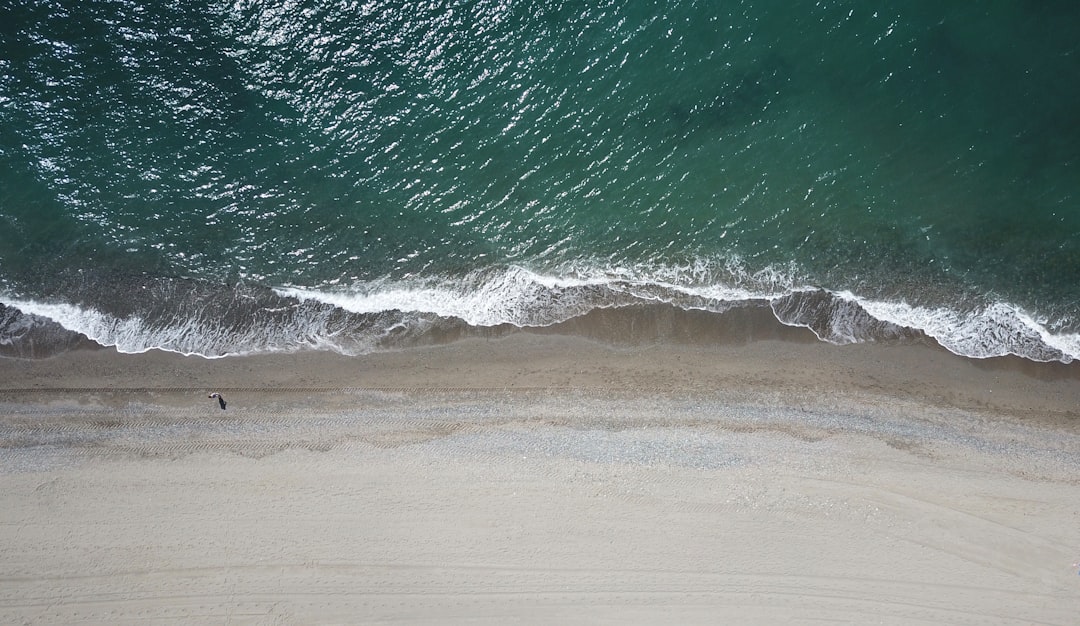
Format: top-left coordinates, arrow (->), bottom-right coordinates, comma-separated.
770,289 -> 1078,363
2,262 -> 1077,363
854,296 -> 1080,363
276,261 -> 796,327
279,267 -> 617,328
282,263 -> 1079,364
0,282 -> 445,358
769,290 -> 924,345
0,296 -> 327,357
0,302 -> 94,357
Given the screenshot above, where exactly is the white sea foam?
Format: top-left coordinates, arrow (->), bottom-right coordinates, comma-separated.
278,264 -> 1079,363
0,298 -> 157,354
853,295 -> 1080,362
279,267 -> 602,327
3,262 -> 1078,363
275,262 -> 782,329
0,295 -> 366,358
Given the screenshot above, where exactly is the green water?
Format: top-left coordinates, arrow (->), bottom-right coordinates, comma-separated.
1,1 -> 1079,360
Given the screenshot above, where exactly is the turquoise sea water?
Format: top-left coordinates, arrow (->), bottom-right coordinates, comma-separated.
2,0 -> 1079,361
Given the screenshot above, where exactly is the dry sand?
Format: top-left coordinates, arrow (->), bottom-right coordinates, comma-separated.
2,328 -> 1080,624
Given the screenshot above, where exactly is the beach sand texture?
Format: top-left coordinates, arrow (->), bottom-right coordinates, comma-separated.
2,331 -> 1080,624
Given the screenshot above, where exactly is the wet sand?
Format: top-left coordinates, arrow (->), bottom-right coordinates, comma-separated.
2,325 -> 1080,624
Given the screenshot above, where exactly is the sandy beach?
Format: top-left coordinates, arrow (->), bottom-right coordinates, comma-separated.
2,318 -> 1080,624
7,1 -> 1080,623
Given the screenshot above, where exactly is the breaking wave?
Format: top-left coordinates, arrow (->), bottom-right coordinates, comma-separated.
1,261 -> 1077,363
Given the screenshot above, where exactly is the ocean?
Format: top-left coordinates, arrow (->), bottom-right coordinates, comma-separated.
2,0 -> 1079,362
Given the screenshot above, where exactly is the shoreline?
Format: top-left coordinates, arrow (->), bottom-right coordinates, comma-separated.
4,289 -> 1079,365
3,309 -> 1079,424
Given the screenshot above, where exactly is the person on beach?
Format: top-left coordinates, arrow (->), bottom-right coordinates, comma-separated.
208,392 -> 226,410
